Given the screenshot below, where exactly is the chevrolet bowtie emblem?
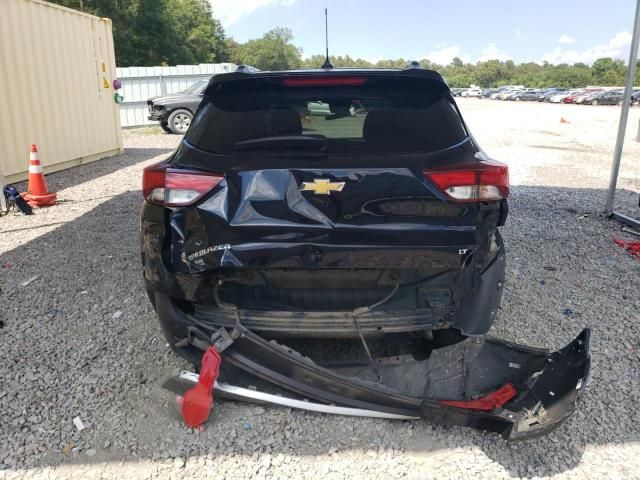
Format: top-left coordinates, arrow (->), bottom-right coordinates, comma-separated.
300,178 -> 345,195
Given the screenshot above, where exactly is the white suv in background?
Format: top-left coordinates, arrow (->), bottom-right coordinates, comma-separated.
460,86 -> 483,97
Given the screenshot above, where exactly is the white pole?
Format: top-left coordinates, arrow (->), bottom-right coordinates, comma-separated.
605,0 -> 640,214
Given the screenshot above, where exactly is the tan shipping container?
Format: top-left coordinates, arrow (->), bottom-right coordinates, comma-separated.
0,0 -> 123,184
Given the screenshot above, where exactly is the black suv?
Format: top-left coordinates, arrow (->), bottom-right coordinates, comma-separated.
141,66 -> 589,438
147,79 -> 208,134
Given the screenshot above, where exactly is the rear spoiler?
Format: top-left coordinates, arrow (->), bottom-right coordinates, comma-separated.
205,68 -> 449,94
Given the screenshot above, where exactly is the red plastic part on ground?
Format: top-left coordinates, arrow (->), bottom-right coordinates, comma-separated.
614,238 -> 640,259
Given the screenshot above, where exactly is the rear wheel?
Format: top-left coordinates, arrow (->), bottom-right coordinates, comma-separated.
617,100 -> 624,106
168,109 -> 193,135
515,97 -> 521,101
591,100 -> 599,106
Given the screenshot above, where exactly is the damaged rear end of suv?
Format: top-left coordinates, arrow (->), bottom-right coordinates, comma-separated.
140,65 -> 590,439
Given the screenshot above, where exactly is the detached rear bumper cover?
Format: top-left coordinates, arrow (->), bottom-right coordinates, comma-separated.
160,303 -> 590,440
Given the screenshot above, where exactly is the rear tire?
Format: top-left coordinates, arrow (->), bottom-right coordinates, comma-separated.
168,109 -> 193,135
591,100 -> 599,106
617,100 -> 624,106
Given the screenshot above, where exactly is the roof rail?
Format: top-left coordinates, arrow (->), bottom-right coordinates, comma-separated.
235,64 -> 260,73
405,60 -> 423,70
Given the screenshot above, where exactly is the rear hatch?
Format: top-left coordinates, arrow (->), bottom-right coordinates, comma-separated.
144,71 -> 508,321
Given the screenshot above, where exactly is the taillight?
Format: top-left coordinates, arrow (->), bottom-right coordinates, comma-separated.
423,160 -> 509,203
142,164 -> 223,207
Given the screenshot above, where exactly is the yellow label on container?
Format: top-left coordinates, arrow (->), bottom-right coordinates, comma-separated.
103,77 -> 110,89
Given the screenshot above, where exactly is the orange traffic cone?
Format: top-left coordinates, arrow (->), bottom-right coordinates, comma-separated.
23,144 -> 57,207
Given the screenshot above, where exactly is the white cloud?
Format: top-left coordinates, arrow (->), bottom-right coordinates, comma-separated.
558,34 -> 575,44
423,45 -> 470,65
542,31 -> 632,64
609,30 -> 632,48
210,0 -> 298,27
477,43 -> 510,62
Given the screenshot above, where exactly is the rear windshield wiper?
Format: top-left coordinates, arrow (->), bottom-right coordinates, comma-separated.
233,136 -> 328,152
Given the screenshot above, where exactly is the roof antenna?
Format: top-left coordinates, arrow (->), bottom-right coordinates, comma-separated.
320,8 -> 334,69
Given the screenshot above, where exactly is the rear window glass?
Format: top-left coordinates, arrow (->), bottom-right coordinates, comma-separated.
186,76 -> 467,155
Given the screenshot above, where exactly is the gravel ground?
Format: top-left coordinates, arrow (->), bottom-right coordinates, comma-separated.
1,101 -> 639,480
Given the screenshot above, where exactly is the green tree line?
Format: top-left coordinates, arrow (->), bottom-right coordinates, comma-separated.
51,0 -> 636,87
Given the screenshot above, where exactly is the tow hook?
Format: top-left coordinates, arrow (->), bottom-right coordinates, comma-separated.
181,345 -> 221,428
178,327 -> 234,428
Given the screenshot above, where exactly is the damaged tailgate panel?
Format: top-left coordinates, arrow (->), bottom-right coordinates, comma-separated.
166,166 -> 479,273
165,323 -> 590,440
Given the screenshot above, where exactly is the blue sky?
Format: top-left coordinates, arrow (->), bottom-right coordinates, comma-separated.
210,0 -> 637,65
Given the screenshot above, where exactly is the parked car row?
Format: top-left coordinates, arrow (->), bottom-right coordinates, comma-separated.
453,85 -> 640,106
